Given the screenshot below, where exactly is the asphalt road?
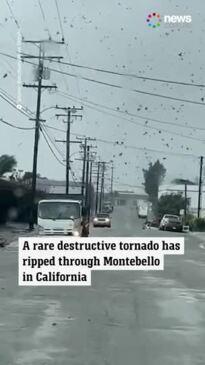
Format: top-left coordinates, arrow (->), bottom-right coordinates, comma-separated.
0,205 -> 205,364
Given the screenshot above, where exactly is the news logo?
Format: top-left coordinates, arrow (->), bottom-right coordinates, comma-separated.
146,12 -> 192,29
146,13 -> 162,28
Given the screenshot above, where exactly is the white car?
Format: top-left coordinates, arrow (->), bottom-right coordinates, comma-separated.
93,213 -> 111,228
138,206 -> 148,219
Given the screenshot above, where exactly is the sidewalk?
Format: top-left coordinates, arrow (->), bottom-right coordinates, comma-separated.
189,231 -> 205,242
0,223 -> 31,247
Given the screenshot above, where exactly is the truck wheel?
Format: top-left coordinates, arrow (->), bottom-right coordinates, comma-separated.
82,226 -> 89,237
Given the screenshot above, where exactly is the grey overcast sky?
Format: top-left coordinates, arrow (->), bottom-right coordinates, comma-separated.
0,0 -> 205,191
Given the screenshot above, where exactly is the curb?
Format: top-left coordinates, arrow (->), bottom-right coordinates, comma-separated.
0,237 -> 7,247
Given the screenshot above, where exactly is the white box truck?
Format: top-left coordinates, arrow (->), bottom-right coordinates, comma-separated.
37,198 -> 89,236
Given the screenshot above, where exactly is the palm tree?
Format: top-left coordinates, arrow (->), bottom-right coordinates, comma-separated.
172,178 -> 195,185
0,155 -> 17,177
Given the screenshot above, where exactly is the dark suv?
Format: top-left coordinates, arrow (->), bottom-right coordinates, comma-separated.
159,214 -> 183,232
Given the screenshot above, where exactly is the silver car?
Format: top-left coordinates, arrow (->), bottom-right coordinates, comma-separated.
93,213 -> 111,228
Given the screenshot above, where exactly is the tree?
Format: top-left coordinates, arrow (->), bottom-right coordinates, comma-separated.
22,171 -> 33,181
143,160 -> 166,206
158,193 -> 188,218
0,155 -> 17,177
22,172 -> 43,181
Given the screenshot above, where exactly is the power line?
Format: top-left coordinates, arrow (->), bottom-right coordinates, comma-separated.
0,92 -> 33,118
39,0 -> 83,99
41,128 -> 80,184
45,124 -> 65,133
1,72 -> 204,139
94,136 -> 199,158
44,124 -> 200,159
54,0 -> 64,41
58,91 -> 205,143
38,0 -> 46,21
59,90 -> 205,132
0,59 -> 204,155
0,77 -> 204,145
4,0 -> 21,30
39,0 -> 83,112
44,124 -> 87,139
40,127 -> 65,166
1,51 -> 205,107
42,57 -> 205,89
0,117 -> 34,130
132,88 -> 205,107
38,0 -> 52,38
37,0 -> 68,95
39,62 -> 205,106
41,125 -> 65,159
0,87 -> 35,116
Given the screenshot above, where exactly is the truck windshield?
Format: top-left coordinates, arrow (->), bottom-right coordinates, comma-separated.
38,202 -> 80,220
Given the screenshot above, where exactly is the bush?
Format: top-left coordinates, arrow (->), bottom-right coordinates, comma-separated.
185,217 -> 205,231
184,214 -> 195,230
192,218 -> 205,231
158,193 -> 188,217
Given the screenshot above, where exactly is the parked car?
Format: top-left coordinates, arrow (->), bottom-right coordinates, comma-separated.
103,203 -> 113,213
138,205 -> 148,219
93,213 -> 111,228
143,218 -> 160,229
159,214 -> 183,232
102,206 -> 112,214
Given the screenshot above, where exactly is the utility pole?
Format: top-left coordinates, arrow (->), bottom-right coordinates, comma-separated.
22,40 -> 62,229
99,162 -> 105,212
55,106 -> 83,194
81,138 -> 87,197
95,162 -> 101,214
89,160 -> 93,189
75,142 -> 96,214
88,159 -> 93,219
76,137 -> 96,197
85,145 -> 90,210
66,110 -> 71,194
110,163 -> 114,204
184,181 -> 187,221
198,156 -> 203,218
